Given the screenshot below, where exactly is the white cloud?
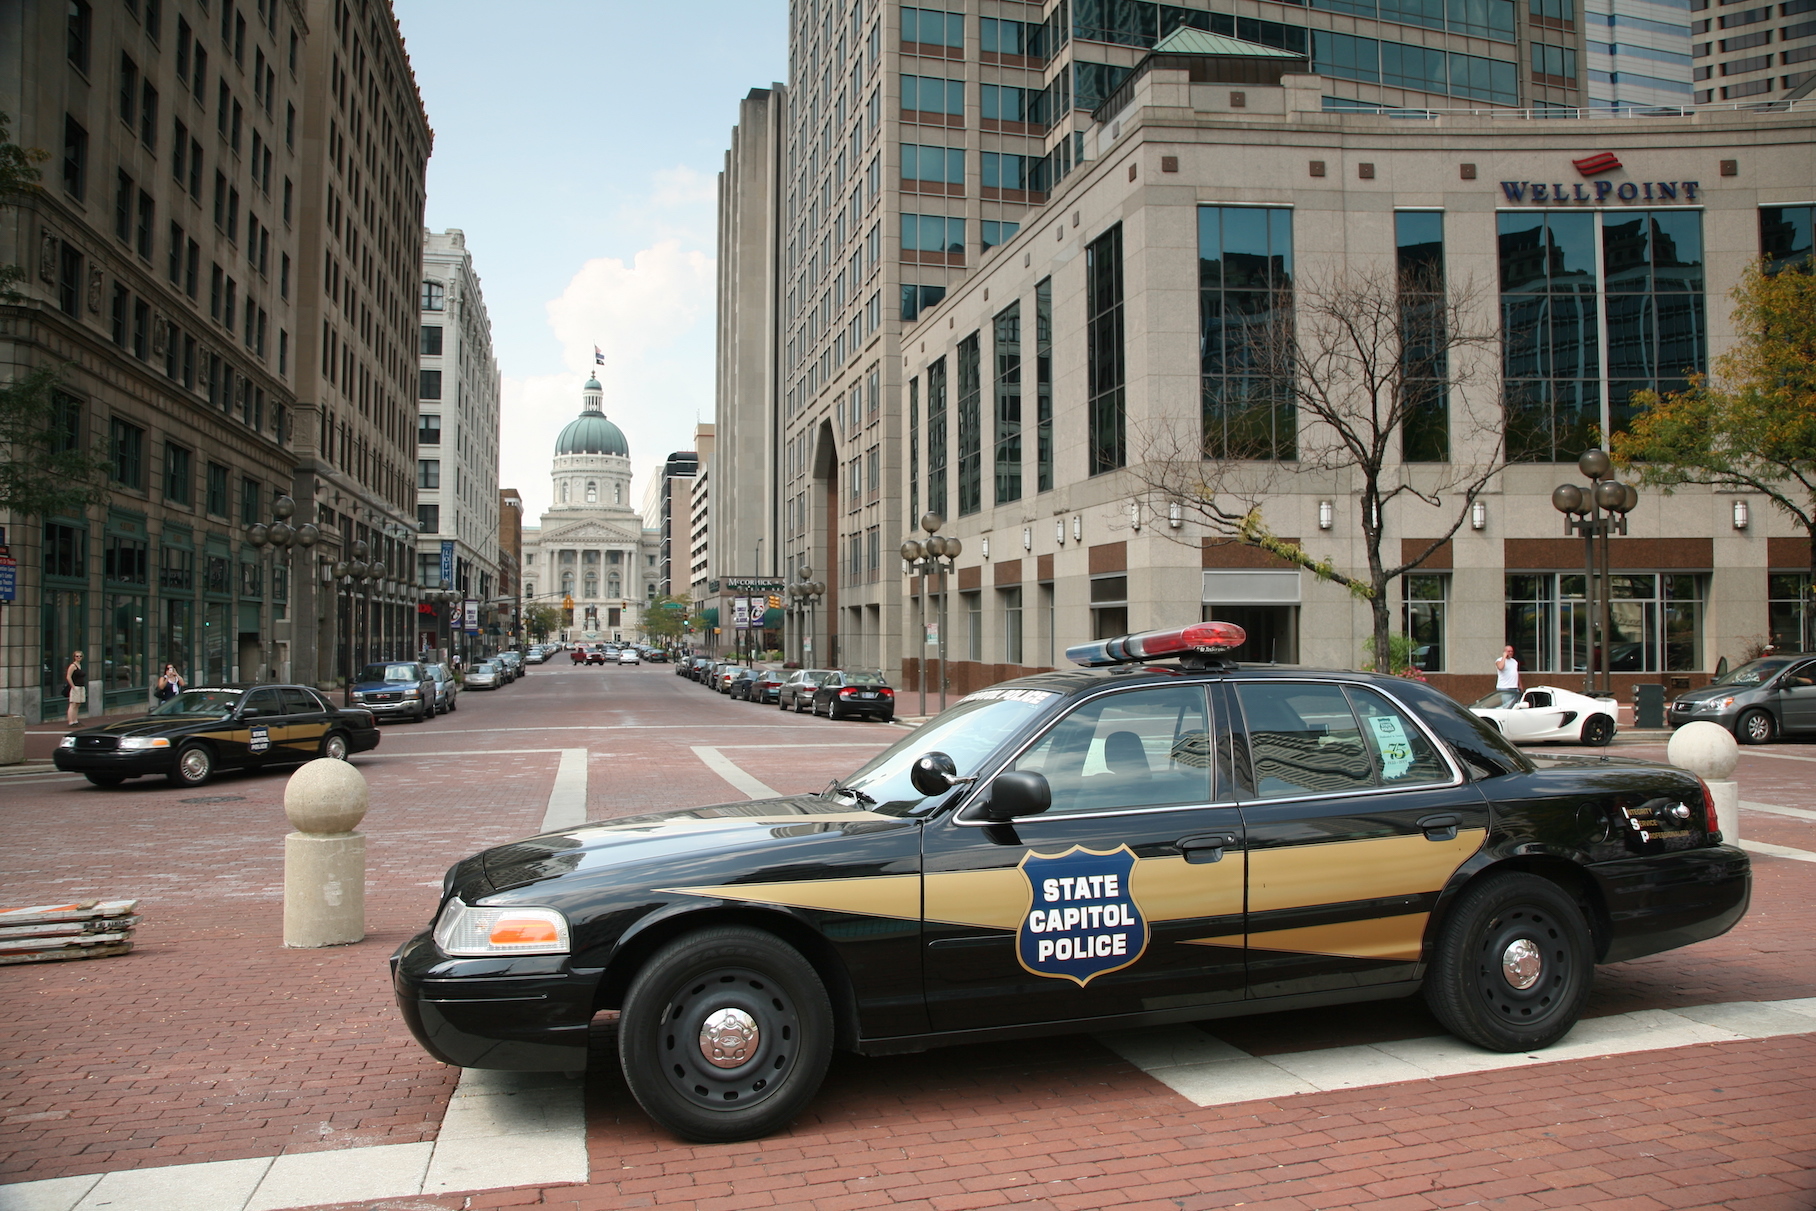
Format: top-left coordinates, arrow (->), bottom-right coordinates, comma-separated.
500,229 -> 716,523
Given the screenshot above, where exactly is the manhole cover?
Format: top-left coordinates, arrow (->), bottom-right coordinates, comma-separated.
180,795 -> 246,804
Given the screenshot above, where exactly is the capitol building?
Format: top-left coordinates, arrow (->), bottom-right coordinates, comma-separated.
520,377 -> 661,642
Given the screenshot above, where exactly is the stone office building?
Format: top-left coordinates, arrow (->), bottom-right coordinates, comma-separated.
896,46 -> 1815,702
1,0 -> 309,719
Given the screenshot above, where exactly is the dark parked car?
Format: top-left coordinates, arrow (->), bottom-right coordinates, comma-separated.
351,661 -> 436,722
749,670 -> 786,704
726,668 -> 761,700
810,670 -> 896,721
55,684 -> 381,788
778,669 -> 833,712
644,649 -> 669,664
1670,653 -> 1816,743
393,621 -> 1748,1145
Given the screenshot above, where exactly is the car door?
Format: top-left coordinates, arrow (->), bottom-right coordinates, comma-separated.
235,688 -> 286,766
279,687 -> 328,759
921,683 -> 1247,1032
1493,691 -> 1562,741
1226,679 -> 1489,999
1779,661 -> 1816,733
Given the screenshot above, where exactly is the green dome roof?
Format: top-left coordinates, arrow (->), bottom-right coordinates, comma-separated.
555,409 -> 629,456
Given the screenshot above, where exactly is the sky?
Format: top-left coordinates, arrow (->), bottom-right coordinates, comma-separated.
391,1 -> 788,522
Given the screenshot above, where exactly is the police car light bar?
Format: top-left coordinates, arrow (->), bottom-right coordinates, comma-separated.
1065,621 -> 1248,668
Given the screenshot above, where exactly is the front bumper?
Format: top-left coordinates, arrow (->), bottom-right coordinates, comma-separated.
1591,844 -> 1751,963
389,931 -> 600,1071
52,749 -> 174,776
1668,702 -> 1741,730
355,697 -> 426,717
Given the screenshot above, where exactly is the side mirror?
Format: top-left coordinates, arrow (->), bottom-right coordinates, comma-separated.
909,751 -> 962,797
979,771 -> 1052,822
240,706 -> 262,719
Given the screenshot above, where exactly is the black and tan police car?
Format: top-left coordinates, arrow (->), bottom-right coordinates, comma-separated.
391,623 -> 1749,1141
55,684 -> 382,787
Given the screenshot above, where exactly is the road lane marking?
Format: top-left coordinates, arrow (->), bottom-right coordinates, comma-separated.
0,1070 -> 586,1211
1740,839 -> 1816,863
1743,800 -> 1816,823
541,749 -> 588,832
1099,996 -> 1816,1109
710,742 -> 888,749
692,746 -> 779,799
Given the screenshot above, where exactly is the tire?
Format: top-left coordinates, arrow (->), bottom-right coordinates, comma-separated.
85,774 -> 125,788
169,743 -> 215,788
449,695 -> 458,712
1579,714 -> 1614,747
320,731 -> 350,761
617,926 -> 834,1142
1424,872 -> 1594,1053
1737,708 -> 1775,745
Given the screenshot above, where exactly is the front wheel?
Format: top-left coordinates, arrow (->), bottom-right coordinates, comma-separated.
1580,714 -> 1614,746
618,926 -> 833,1142
170,743 -> 215,788
1738,708 -> 1775,745
1424,873 -> 1593,1053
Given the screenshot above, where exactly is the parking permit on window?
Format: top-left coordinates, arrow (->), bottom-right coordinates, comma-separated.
1367,715 -> 1413,778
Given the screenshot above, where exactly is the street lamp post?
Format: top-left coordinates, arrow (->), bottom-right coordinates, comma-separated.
1551,449 -> 1639,698
787,570 -> 825,668
328,540 -> 376,706
245,496 -> 320,684
899,512 -> 961,716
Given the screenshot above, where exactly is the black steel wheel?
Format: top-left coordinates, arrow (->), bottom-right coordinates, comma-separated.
1580,714 -> 1615,746
1738,709 -> 1775,745
84,774 -> 125,788
618,926 -> 833,1142
319,731 -> 350,761
1425,872 -> 1593,1052
169,743 -> 215,788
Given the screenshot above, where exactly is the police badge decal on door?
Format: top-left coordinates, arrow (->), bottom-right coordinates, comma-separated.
1017,845 -> 1149,985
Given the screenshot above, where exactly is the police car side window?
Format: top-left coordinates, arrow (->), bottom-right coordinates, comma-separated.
1345,687 -> 1449,786
241,689 -> 282,717
1009,686 -> 1211,814
280,688 -> 317,715
1235,682 -> 1374,799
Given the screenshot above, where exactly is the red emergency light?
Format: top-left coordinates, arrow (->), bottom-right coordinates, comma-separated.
1064,621 -> 1247,668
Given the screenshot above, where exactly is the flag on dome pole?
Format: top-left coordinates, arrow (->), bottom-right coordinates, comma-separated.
594,345 -> 604,366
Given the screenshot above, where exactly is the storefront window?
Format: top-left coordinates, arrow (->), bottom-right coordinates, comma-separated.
104,594 -> 149,706
1402,574 -> 1447,671
1506,572 -> 1702,672
1769,573 -> 1812,652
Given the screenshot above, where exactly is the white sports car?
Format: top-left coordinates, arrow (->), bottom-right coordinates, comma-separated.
1469,686 -> 1619,746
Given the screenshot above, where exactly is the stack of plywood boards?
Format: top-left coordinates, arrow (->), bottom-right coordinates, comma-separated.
0,899 -> 139,964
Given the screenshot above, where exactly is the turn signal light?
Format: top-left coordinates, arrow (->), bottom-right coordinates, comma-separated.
1065,621 -> 1248,668
489,917 -> 561,947
433,897 -> 571,956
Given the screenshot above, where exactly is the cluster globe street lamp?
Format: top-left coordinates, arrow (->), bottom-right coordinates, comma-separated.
1550,448 -> 1640,698
899,512 -> 961,716
245,495 -> 320,683
787,569 -> 825,666
326,539 -> 386,706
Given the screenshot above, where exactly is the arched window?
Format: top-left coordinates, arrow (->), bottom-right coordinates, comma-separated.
613,482 -> 623,504
584,572 -> 599,598
607,573 -> 621,598
526,583 -> 536,599
586,481 -> 598,503
560,482 -> 570,503
560,572 -> 574,596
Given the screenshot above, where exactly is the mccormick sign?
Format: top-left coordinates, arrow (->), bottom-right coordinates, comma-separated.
1500,152 -> 1701,204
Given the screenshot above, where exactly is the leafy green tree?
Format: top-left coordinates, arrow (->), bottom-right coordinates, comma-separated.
523,602 -> 563,642
641,594 -> 691,643
1613,261 -> 1816,649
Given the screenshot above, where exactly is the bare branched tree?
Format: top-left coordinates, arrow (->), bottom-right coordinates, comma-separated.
1130,261 -> 1505,668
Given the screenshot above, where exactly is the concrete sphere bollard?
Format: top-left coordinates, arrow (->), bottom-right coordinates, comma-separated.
1666,721 -> 1741,843
283,757 -> 369,947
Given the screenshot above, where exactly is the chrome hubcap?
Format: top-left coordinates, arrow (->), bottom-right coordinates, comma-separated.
698,1007 -> 759,1068
181,750 -> 207,778
1501,938 -> 1542,990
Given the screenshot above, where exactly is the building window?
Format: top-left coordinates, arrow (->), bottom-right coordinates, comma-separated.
993,301 -> 1022,504
58,241 -> 82,315
908,376 -> 920,523
901,143 -> 964,188
420,324 -> 443,355
1086,223 -> 1127,475
418,460 -> 440,490
900,73 -> 964,116
585,480 -> 598,503
964,592 -> 983,661
421,279 -> 445,310
902,213 -> 965,261
418,414 -> 440,445
981,220 -> 1019,252
901,282 -> 946,321
1402,574 -> 1447,672
110,418 -> 145,488
902,7 -> 964,48
956,332 -> 982,515
419,369 -> 442,400
1769,574 -> 1812,652
926,356 -> 948,520
1761,205 -> 1814,273
240,478 -> 260,525
163,442 -> 192,505
1505,573 -> 1702,673
1397,210 -> 1449,462
1090,574 -> 1128,640
1002,585 -> 1024,665
417,503 -> 440,533
1499,210 -> 1705,462
1034,278 -> 1053,492
1200,206 -> 1296,461
205,462 -> 229,515
67,0 -> 92,71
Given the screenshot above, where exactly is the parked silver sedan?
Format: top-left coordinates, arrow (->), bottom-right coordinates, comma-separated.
465,660 -> 504,690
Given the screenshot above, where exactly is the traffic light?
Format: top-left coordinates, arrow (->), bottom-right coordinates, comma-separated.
562,595 -> 574,611
767,594 -> 781,609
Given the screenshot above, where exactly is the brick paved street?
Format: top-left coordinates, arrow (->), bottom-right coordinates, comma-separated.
2,664 -> 1813,1210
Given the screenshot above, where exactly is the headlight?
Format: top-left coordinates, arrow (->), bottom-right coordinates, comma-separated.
118,737 -> 171,750
352,692 -> 367,700
432,897 -> 570,956
402,689 -> 420,698
58,735 -> 76,749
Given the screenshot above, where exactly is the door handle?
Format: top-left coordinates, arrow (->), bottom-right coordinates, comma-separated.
1178,833 -> 1240,864
1417,813 -> 1461,842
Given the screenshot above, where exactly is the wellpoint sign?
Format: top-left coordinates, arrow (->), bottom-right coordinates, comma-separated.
1498,152 -> 1701,204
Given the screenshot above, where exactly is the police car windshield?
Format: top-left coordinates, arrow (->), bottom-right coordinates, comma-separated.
150,690 -> 241,718
835,692 -> 1053,815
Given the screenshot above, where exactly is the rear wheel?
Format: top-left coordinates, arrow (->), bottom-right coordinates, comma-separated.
169,743 -> 215,788
320,731 -> 350,761
618,926 -> 833,1142
1580,714 -> 1614,746
1424,872 -> 1593,1052
1738,709 -> 1775,745
85,774 -> 125,788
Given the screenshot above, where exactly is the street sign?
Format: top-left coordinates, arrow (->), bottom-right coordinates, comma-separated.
731,598 -> 751,629
925,623 -> 939,646
0,555 -> 15,604
463,600 -> 479,634
440,540 -> 454,589
724,578 -> 785,593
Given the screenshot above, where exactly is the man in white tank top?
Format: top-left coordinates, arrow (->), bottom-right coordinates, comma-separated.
1495,645 -> 1521,692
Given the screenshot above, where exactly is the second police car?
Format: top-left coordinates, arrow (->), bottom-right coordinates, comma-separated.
391,623 -> 1749,1142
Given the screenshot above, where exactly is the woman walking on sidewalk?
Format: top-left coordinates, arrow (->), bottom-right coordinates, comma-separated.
64,650 -> 87,726
155,663 -> 185,703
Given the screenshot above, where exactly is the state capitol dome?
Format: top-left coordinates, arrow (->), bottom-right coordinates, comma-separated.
554,375 -> 630,457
